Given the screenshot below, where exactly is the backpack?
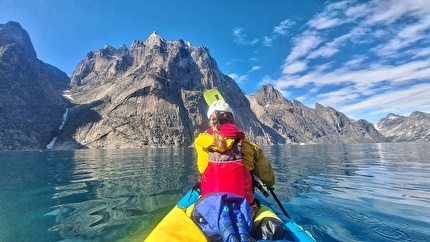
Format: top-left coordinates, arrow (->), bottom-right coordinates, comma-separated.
191,192 -> 255,242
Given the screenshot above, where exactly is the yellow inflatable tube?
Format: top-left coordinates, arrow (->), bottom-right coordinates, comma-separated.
145,206 -> 208,242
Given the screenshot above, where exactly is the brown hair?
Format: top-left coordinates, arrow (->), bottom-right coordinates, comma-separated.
209,111 -> 227,150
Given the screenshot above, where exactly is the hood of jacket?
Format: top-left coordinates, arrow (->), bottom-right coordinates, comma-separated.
195,124 -> 245,153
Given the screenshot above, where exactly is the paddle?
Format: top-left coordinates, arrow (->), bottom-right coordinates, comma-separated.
268,187 -> 291,219
254,176 -> 292,219
204,89 -> 225,105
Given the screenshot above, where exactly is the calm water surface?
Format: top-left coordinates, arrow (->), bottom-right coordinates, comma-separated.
0,143 -> 429,242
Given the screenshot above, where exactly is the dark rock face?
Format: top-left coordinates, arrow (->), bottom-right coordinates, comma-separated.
248,85 -> 386,144
376,112 -> 430,142
0,21 -> 69,150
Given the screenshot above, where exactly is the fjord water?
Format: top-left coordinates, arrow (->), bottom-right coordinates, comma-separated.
1,143 -> 429,242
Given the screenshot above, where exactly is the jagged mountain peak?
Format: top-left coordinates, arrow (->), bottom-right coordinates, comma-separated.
130,39 -> 144,48
130,32 -> 166,49
252,84 -> 289,105
387,113 -> 404,119
145,31 -> 166,46
247,85 -> 385,144
70,32 -> 223,89
375,113 -> 406,130
99,44 -> 120,56
62,32 -> 260,148
315,103 -> 325,110
376,112 -> 430,142
149,31 -> 160,38
118,44 -> 128,52
0,21 -> 36,59
410,111 -> 428,118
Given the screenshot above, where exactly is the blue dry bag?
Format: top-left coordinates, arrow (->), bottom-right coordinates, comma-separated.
191,192 -> 253,242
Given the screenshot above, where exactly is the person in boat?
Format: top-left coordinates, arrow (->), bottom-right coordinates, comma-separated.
194,100 -> 276,208
190,100 -> 295,241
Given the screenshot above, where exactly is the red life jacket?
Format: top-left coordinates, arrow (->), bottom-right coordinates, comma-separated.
200,139 -> 254,203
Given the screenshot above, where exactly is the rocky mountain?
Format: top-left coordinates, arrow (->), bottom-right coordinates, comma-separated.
0,22 -> 396,150
248,85 -> 386,144
0,21 -> 69,150
53,32 -> 279,149
376,112 -> 430,142
52,31 -> 386,149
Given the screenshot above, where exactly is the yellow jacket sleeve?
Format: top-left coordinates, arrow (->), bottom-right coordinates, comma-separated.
242,139 -> 275,187
195,133 -> 211,173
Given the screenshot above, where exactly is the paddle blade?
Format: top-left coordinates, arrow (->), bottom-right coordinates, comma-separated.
204,89 -> 225,105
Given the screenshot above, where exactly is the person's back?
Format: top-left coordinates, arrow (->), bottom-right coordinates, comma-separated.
195,100 -> 275,203
193,100 -> 278,241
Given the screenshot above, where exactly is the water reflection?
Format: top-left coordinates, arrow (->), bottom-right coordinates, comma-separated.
2,143 -> 430,242
47,148 -> 198,241
261,143 -> 430,241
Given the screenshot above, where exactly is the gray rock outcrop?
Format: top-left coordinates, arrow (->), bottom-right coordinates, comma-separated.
376,112 -> 430,142
0,21 -> 69,150
54,33 -> 275,149
248,85 -> 386,144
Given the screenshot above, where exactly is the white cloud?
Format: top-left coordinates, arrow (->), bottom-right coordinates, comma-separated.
273,59 -> 430,119
311,61 -> 428,87
263,36 -> 273,47
364,0 -> 430,25
279,3 -> 428,105
262,19 -> 295,47
372,15 -> 430,57
317,86 -> 361,106
344,3 -> 370,20
233,27 -> 247,45
254,0 -> 430,122
308,44 -> 339,59
228,73 -> 248,83
250,66 -> 261,72
308,0 -> 350,29
412,47 -> 430,58
273,19 -> 295,36
308,16 -> 343,30
285,31 -> 323,62
232,27 -> 259,45
344,56 -> 367,68
338,83 -> 430,122
282,61 -> 307,75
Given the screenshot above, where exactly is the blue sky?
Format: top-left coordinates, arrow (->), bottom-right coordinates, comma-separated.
2,0 -> 429,123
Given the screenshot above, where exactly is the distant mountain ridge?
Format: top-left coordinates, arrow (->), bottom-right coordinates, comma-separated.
247,85 -> 385,144
0,21 -> 428,150
376,112 -> 430,142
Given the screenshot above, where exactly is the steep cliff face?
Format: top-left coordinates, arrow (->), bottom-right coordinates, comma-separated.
55,33 -> 274,149
248,85 -> 386,144
376,112 -> 430,142
0,21 -> 69,150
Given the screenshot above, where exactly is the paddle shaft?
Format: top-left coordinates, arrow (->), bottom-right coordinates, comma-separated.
269,188 -> 291,219
254,175 -> 292,220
